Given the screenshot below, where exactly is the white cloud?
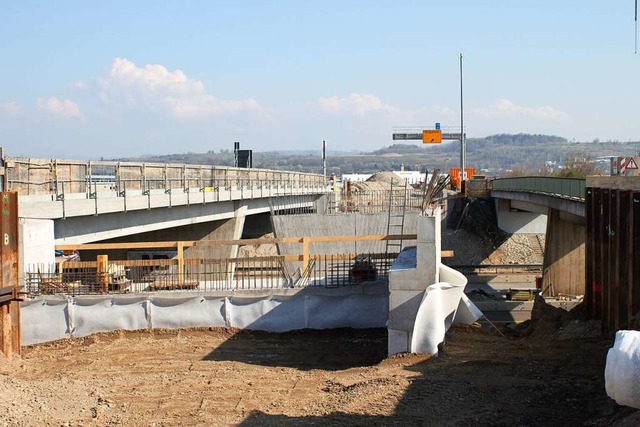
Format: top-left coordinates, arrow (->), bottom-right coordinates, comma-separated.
316,93 -> 458,131
36,97 -> 83,119
3,101 -> 23,114
69,80 -> 87,90
471,99 -> 571,122
318,92 -> 399,116
99,58 -> 260,119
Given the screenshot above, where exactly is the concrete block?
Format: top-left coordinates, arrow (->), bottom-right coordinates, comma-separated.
417,216 -> 436,243
388,329 -> 409,355
388,269 -> 425,291
389,290 -> 424,332
19,218 -> 55,285
390,246 -> 417,271
415,246 -> 438,279
361,282 -> 389,295
417,208 -> 441,241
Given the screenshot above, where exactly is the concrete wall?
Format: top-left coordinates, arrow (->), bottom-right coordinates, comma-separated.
271,212 -> 418,256
20,284 -> 388,346
543,208 -> 585,297
495,199 -> 548,234
19,218 -> 55,286
388,210 -> 441,355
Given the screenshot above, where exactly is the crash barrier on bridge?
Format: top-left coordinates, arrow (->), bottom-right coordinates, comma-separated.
491,176 -> 586,200
25,234 -> 432,296
4,157 -> 326,199
20,285 -> 388,346
605,330 -> 640,409
410,264 -> 482,355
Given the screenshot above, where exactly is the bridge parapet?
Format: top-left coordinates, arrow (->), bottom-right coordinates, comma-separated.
3,157 -> 328,219
492,176 -> 585,201
3,157 -> 326,198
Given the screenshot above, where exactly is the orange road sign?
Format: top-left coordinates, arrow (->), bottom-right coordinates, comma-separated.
422,130 -> 442,144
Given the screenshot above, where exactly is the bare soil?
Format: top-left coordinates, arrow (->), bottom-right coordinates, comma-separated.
0,325 -> 636,426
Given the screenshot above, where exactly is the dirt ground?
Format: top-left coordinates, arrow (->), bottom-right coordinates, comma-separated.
0,325 -> 637,426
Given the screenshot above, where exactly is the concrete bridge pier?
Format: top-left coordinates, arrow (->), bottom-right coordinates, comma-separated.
542,208 -> 585,297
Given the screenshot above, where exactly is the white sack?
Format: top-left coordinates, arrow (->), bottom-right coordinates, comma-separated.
605,330 -> 640,409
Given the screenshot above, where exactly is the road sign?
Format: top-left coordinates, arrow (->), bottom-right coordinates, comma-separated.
624,157 -> 638,170
422,130 -> 442,144
435,122 -> 441,130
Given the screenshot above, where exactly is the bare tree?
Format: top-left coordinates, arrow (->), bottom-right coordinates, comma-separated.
557,151 -> 601,178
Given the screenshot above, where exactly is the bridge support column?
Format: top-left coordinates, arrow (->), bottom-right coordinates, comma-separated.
227,202 -> 248,284
542,208 -> 585,297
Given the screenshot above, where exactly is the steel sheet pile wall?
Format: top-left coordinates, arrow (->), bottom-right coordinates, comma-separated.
586,178 -> 640,331
0,192 -> 21,358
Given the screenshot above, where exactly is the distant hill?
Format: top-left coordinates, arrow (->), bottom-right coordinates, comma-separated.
115,134 -> 640,176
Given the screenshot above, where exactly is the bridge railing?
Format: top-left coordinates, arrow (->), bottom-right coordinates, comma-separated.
491,176 -> 586,200
3,157 -> 327,199
24,234 -> 429,295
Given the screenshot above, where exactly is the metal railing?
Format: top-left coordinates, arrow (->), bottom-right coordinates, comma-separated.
4,157 -> 327,199
25,234 -> 418,296
491,177 -> 586,200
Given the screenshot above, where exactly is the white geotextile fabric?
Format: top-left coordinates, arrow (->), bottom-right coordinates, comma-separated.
410,264 -> 482,355
21,293 -> 388,345
605,330 -> 640,409
21,297 -> 70,345
151,296 -> 226,329
228,296 -> 306,332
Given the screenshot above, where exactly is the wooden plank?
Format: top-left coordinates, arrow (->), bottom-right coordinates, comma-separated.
96,255 -> 108,293
55,234 -> 420,252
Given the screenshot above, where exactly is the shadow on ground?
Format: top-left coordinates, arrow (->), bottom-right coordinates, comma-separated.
202,327 -> 387,371
215,326 -> 636,426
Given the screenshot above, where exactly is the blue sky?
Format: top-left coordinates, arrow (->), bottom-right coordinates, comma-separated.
0,1 -> 638,159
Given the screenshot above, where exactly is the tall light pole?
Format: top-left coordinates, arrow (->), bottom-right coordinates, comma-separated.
322,140 -> 327,182
459,53 -> 466,185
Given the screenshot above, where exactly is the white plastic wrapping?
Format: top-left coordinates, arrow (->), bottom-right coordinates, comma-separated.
605,330 -> 640,409
410,264 -> 482,355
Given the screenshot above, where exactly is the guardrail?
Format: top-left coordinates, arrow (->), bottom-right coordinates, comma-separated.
491,177 -> 586,200
4,157 -> 327,199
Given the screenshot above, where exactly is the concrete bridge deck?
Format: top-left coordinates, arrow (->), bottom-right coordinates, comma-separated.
3,157 -> 327,220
